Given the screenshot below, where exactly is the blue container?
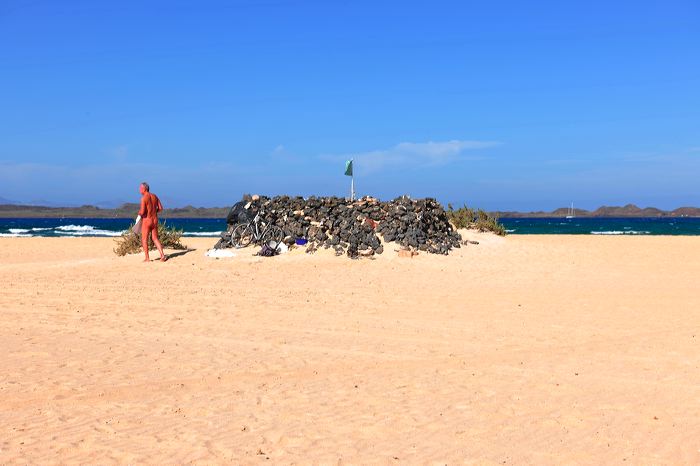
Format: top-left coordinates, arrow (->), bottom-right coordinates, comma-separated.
295,238 -> 308,246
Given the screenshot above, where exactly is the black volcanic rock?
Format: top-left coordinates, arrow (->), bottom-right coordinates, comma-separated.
216,195 -> 462,257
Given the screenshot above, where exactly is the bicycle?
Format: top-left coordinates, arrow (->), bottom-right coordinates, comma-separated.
230,211 -> 284,248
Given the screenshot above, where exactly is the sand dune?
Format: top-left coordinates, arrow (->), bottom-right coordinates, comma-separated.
2,234 -> 700,464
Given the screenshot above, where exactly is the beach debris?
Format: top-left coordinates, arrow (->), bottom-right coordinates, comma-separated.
398,249 -> 419,258
205,248 -> 236,258
255,243 -> 279,257
276,242 -> 289,254
214,195 -> 462,257
463,240 -> 480,246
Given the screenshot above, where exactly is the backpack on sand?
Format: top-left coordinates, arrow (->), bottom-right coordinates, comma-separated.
257,243 -> 278,257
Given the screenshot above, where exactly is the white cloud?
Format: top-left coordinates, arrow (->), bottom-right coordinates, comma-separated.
323,139 -> 500,173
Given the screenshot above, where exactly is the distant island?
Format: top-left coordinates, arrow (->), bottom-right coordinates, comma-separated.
494,204 -> 700,218
1,202 -> 699,218
0,203 -> 229,219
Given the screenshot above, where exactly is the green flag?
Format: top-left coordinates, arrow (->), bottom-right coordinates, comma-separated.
344,160 -> 353,176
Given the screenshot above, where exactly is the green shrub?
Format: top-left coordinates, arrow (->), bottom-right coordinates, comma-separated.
447,204 -> 506,236
114,221 -> 187,256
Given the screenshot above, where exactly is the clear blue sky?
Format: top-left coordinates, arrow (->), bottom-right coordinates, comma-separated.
1,0 -> 698,210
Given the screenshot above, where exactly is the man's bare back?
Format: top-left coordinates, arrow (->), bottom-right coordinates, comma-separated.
135,182 -> 167,262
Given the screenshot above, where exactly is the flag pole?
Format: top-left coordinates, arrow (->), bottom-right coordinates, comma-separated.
350,159 -> 355,201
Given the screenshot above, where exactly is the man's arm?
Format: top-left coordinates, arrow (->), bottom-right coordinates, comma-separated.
156,196 -> 163,213
138,195 -> 146,217
133,196 -> 145,232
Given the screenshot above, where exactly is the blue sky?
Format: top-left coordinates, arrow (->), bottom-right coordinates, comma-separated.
1,0 -> 698,210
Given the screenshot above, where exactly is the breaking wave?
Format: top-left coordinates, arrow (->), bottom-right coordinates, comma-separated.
54,225 -> 123,237
590,230 -> 651,235
1,223 -> 221,238
56,225 -> 100,232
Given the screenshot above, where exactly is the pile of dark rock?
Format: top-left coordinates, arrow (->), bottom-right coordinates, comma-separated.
216,195 -> 462,258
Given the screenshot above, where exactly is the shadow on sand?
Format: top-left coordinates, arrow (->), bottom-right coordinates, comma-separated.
164,249 -> 196,261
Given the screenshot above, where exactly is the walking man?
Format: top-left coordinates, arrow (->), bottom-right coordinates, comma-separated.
135,182 -> 167,262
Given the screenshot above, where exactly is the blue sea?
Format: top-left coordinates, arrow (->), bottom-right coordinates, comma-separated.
1,217 -> 700,237
0,218 -> 226,238
501,217 -> 700,235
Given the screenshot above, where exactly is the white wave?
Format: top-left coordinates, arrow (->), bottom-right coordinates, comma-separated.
52,224 -> 123,237
55,229 -> 123,237
8,228 -> 30,234
55,224 -> 98,232
31,227 -> 53,231
590,230 -> 651,235
505,229 -> 516,233
0,232 -> 32,237
183,231 -> 221,237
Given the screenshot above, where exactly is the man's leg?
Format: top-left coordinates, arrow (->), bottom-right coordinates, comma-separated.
141,225 -> 150,262
151,227 -> 167,261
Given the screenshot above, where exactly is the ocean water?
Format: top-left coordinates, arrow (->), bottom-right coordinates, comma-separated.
0,217 -> 700,237
0,218 -> 227,238
500,217 -> 700,235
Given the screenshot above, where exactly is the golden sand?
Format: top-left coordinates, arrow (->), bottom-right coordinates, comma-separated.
1,234 -> 700,464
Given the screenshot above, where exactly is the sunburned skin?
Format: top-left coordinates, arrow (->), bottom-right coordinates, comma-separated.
138,184 -> 167,262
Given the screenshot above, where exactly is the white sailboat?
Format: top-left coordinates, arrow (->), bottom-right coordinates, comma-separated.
566,202 -> 575,219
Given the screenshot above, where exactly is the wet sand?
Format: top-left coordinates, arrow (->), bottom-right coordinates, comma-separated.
1,234 -> 700,464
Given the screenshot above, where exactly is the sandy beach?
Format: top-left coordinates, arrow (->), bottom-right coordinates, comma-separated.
2,234 -> 700,464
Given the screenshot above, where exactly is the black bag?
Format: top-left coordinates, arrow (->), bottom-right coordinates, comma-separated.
257,243 -> 278,257
226,201 -> 253,225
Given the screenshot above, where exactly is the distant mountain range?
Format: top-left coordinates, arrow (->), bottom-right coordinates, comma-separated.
0,196 -> 18,205
0,203 -> 229,218
0,201 -> 699,218
495,204 -> 700,218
